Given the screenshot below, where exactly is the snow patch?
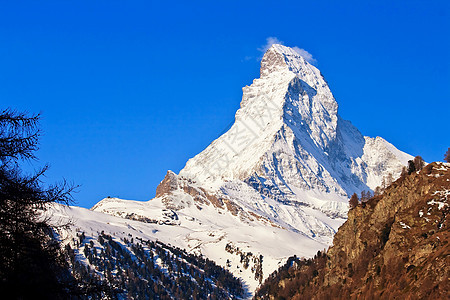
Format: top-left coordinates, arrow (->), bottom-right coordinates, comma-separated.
399,221 -> 411,229
427,200 -> 448,210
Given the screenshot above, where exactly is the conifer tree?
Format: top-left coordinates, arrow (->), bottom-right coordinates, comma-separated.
407,160 -> 416,175
0,109 -> 75,297
0,109 -> 107,298
413,156 -> 425,171
349,193 -> 359,209
445,148 -> 450,163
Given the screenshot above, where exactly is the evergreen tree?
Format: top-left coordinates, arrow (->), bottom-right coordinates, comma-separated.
0,109 -> 106,299
400,166 -> 408,179
360,190 -> 372,203
444,147 -> 450,163
413,156 -> 425,171
349,193 -> 359,209
407,160 -> 416,175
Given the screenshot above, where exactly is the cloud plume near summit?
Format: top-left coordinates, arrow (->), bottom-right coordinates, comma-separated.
258,37 -> 317,65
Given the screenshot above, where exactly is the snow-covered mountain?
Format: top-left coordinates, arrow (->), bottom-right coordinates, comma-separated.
60,44 -> 412,293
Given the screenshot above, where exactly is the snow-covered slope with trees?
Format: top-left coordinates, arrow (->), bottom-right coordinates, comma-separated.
60,44 -> 412,293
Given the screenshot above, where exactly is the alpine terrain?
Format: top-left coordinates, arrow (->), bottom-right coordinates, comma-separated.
54,44 -> 413,294
255,161 -> 450,299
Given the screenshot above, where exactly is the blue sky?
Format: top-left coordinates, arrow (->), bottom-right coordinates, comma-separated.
1,1 -> 449,208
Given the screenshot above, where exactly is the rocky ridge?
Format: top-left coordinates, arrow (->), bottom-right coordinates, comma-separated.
255,161 -> 450,299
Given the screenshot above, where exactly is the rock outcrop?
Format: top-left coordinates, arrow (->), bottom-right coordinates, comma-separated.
255,161 -> 450,299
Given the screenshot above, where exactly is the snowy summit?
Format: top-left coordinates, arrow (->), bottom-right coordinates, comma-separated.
60,44 -> 413,293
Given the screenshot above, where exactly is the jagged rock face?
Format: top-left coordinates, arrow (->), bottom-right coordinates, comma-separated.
160,44 -> 411,222
155,171 -> 178,197
260,45 -> 288,77
255,162 -> 450,299
325,162 -> 450,297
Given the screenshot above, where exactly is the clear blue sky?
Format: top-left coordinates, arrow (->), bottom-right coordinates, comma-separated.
1,1 -> 449,208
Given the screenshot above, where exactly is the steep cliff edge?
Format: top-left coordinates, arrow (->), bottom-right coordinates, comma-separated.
255,161 -> 450,299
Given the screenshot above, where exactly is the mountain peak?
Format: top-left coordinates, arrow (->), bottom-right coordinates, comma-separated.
261,44 -> 305,77
179,43 -> 409,192
64,41 -> 415,295
270,44 -> 309,62
261,44 -> 315,77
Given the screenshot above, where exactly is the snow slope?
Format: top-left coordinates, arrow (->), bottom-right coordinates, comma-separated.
53,200 -> 326,294
63,44 -> 413,294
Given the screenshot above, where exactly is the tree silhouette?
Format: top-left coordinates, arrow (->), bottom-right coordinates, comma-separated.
360,190 -> 372,203
407,160 -> 416,175
413,156 -> 425,172
349,193 -> 359,209
445,148 -> 450,163
374,186 -> 383,196
400,166 -> 408,179
0,109 -> 85,298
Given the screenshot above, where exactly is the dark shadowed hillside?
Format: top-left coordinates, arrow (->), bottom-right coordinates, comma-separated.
255,161 -> 450,299
64,231 -> 244,299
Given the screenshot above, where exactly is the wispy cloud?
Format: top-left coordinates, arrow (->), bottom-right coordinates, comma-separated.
258,37 -> 317,65
258,37 -> 284,54
292,46 -> 317,65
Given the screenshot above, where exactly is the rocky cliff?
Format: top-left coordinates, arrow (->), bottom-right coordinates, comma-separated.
255,161 -> 450,299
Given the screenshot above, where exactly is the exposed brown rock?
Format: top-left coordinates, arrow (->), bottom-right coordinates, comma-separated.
198,187 -> 224,209
156,171 -> 286,222
155,171 -> 178,198
255,162 -> 450,300
260,46 -> 287,77
181,185 -> 209,206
